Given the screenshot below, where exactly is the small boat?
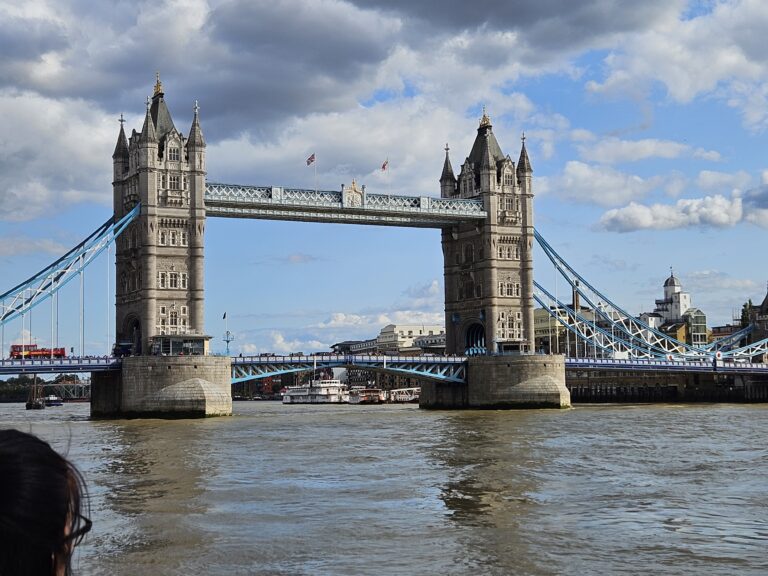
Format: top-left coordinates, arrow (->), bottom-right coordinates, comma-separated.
26,380 -> 45,410
44,395 -> 64,407
348,387 -> 384,404
282,379 -> 349,404
389,387 -> 421,403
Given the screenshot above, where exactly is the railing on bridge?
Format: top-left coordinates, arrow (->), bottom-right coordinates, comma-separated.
204,183 -> 486,227
0,356 -> 120,376
231,353 -> 468,384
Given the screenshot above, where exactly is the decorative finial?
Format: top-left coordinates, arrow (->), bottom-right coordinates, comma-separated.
146,95 -> 150,111
479,105 -> 491,128
521,131 -> 526,145
194,100 -> 199,115
444,143 -> 449,153
153,72 -> 163,96
119,113 -> 125,127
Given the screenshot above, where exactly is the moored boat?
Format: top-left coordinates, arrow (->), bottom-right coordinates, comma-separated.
348,387 -> 384,404
282,379 -> 349,404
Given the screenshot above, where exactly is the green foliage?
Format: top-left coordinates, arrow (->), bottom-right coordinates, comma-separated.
740,299 -> 754,327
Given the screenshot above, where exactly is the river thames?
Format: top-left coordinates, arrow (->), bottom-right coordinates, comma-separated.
3,401 -> 767,575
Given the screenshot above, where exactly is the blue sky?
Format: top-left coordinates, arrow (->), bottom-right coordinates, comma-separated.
1,0 -> 768,355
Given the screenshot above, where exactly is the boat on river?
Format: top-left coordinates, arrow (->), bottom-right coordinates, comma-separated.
282,379 -> 349,404
348,387 -> 384,404
44,395 -> 64,407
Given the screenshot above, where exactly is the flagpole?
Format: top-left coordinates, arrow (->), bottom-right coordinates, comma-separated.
314,156 -> 318,193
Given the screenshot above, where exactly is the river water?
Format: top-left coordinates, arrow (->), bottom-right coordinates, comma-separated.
3,401 -> 767,575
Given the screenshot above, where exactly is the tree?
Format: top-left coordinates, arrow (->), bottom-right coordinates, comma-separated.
740,299 -> 754,327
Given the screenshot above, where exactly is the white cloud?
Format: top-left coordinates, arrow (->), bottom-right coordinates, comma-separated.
586,2 -> 768,129
685,270 -> 758,293
543,161 -> 659,206
696,170 -> 751,192
0,91 -> 116,222
599,194 -> 743,232
0,237 -> 67,257
575,137 -> 721,165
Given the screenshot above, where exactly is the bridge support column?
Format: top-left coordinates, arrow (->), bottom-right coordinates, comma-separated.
92,356 -> 232,418
466,355 -> 570,408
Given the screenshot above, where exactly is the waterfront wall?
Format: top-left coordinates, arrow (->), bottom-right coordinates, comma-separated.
566,370 -> 768,403
92,356 -> 232,418
421,354 -> 570,409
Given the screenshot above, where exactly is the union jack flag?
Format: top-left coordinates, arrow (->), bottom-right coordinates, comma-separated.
306,153 -> 315,166
381,158 -> 389,171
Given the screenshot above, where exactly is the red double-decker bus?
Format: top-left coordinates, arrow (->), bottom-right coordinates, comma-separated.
9,344 -> 66,359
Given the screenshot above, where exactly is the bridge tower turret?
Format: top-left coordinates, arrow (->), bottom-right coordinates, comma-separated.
441,110 -> 535,355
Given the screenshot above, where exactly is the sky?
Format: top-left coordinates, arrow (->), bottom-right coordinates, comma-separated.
2,0 -> 768,356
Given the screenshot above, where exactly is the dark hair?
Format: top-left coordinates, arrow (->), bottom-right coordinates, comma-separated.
0,429 -> 90,575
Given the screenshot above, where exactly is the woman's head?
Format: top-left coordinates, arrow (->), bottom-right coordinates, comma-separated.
0,429 -> 90,575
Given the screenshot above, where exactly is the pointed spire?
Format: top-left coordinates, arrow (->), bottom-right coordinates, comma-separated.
112,113 -> 129,159
517,131 -> 532,175
440,143 -> 455,182
139,95 -> 157,144
187,99 -> 206,148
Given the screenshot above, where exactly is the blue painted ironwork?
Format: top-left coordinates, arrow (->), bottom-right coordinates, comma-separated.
204,183 -> 486,227
0,356 -> 121,376
231,354 -> 467,384
534,229 -> 768,361
0,204 -> 140,327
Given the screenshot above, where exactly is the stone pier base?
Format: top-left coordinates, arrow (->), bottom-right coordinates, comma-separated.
92,356 -> 232,418
420,354 -> 570,409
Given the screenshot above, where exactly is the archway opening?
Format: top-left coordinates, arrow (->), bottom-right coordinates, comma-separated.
465,323 -> 486,355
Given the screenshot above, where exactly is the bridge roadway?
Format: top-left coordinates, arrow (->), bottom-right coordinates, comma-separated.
2,355 -> 768,381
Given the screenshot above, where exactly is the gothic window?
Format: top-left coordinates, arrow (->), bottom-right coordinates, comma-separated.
160,306 -> 167,316
507,247 -> 512,259
169,273 -> 179,289
475,283 -> 482,298
507,284 -> 514,296
168,147 -> 180,162
180,273 -> 188,289
157,174 -> 163,188
159,231 -> 166,246
504,173 -> 514,187
181,306 -> 188,316
158,272 -> 166,289
169,311 -> 178,327
515,283 -> 521,297
170,231 -> 178,246
498,246 -> 504,259
516,199 -> 521,212
180,231 -> 188,246
514,245 -> 520,260
169,175 -> 180,190
498,282 -> 504,295
464,243 -> 474,264
183,177 -> 188,190
161,174 -> 167,188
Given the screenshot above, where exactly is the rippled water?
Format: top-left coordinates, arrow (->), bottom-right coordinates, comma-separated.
3,402 -> 767,575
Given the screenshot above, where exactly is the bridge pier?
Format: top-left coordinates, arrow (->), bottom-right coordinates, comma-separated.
421,354 -> 570,409
92,356 -> 232,418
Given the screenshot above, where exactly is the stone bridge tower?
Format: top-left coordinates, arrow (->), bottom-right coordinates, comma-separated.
111,75 -> 207,356
94,75 -> 231,418
440,110 -> 535,355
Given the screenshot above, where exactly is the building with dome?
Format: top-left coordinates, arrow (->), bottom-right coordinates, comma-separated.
640,269 -> 707,348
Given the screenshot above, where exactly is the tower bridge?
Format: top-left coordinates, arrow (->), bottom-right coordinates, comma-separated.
3,76 -> 768,417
